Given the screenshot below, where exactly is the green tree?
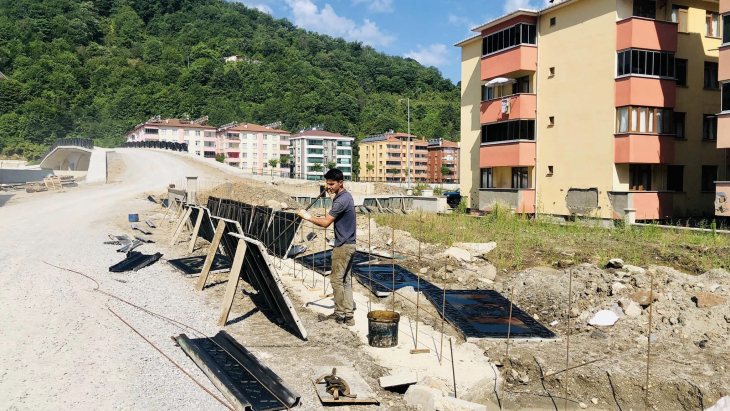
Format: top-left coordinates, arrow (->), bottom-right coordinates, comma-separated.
268,158 -> 279,178
326,160 -> 336,170
366,163 -> 374,182
440,165 -> 451,187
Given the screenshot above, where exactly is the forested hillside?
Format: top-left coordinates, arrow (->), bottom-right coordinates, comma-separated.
0,0 -> 460,162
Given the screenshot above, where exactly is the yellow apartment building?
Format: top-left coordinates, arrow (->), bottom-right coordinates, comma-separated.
359,131 -> 429,182
457,0 -> 725,222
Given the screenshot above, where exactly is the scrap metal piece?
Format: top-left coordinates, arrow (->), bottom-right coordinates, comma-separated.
117,240 -> 143,253
134,235 -> 154,243
315,368 -> 357,400
109,251 -> 162,272
145,219 -> 156,228
109,234 -> 131,242
311,366 -> 379,405
176,331 -> 301,411
147,195 -> 157,204
128,214 -> 139,222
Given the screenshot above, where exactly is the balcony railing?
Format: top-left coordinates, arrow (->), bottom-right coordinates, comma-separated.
478,188 -> 535,213
616,17 -> 678,52
608,191 -> 673,220
480,140 -> 536,168
481,45 -> 537,81
481,93 -> 537,123
614,134 -> 674,163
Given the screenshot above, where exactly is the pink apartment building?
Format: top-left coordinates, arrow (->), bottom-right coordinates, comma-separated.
125,117 -> 217,158
216,122 -> 291,175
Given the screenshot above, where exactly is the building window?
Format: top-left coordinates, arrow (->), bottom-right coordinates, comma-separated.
629,164 -> 651,191
675,58 -> 688,86
195,130 -> 201,137
704,62 -> 719,89
512,76 -> 530,94
481,119 -> 535,143
724,15 -> 730,44
263,153 -> 268,159
144,128 -> 159,135
184,130 -> 190,137
549,116 -> 555,126
633,0 -> 656,18
263,144 -> 267,149
480,168 -> 493,188
547,166 -> 554,176
243,162 -> 248,167
617,49 -> 675,78
667,165 -> 684,192
242,153 -> 247,158
204,131 -> 214,138
253,143 -> 257,149
481,23 -> 536,56
672,5 -> 688,32
703,114 -> 718,140
481,85 -> 494,101
722,82 -> 730,112
706,12 -> 720,37
616,106 -> 673,134
337,149 -> 351,156
549,17 -> 556,27
674,112 -> 685,138
512,167 -> 529,189
263,135 -> 267,140
195,150 -> 201,156
702,165 -> 718,191
549,67 -> 555,77
195,141 -> 201,146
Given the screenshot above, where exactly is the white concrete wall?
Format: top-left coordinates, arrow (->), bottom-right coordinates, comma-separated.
86,148 -> 110,183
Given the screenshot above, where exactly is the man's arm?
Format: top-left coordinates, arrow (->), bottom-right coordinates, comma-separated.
308,213 -> 335,228
300,192 -> 340,227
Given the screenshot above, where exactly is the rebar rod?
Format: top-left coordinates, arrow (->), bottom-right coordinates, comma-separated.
645,270 -> 654,411
500,286 -> 515,410
564,269 -> 573,411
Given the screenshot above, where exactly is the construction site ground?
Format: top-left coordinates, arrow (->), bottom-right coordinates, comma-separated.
1,148 -> 728,411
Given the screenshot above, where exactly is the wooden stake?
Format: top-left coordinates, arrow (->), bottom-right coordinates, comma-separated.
170,208 -> 192,247
449,338 -> 457,398
217,239 -> 247,326
645,269 -> 655,411
440,261 -> 447,364
195,219 -> 227,291
188,208 -> 204,254
564,268 -> 573,411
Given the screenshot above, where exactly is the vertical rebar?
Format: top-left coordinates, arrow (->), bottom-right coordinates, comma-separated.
449,338 -> 457,398
500,286 -> 515,410
564,268 -> 573,411
645,270 -> 655,411
368,212 -> 372,313
391,217 -> 396,312
440,260 -> 447,364
415,213 -> 422,350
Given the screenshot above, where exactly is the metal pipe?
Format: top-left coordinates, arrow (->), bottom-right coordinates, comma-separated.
450,338 -> 457,398
500,287 -> 515,410
645,270 -> 655,411
564,269 -> 573,411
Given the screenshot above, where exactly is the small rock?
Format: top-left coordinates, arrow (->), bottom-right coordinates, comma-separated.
482,263 -> 497,281
710,284 -> 723,293
420,267 -> 428,274
457,277 -> 464,283
533,314 -> 539,320
650,333 -> 657,343
477,278 -> 494,286
591,398 -> 599,405
693,293 -> 727,308
624,301 -> 642,317
636,336 -> 648,345
404,385 -> 442,410
607,258 -> 624,269
590,329 -> 608,339
630,291 -> 660,306
511,369 -> 519,380
725,314 -> 730,324
550,320 -> 559,326
445,247 -> 472,262
588,310 -> 619,326
379,372 -> 418,389
669,317 -> 679,325
570,307 -> 580,318
265,199 -> 283,210
624,265 -> 645,275
610,303 -> 626,319
454,242 -> 497,257
611,282 -> 627,295
445,265 -> 455,273
699,340 -> 708,349
579,402 -> 588,409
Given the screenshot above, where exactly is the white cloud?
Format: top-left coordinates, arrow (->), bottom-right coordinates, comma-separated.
404,44 -> 450,67
502,0 -> 547,13
352,0 -> 394,13
286,0 -> 395,47
254,4 -> 274,14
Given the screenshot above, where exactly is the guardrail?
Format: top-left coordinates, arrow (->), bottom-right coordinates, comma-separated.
40,138 -> 94,164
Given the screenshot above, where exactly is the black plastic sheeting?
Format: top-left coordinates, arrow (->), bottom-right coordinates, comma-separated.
234,234 -> 307,340
210,197 -> 254,236
109,251 -> 162,272
264,211 -> 302,259
188,207 -> 216,243
294,250 -> 374,274
248,206 -> 273,241
177,331 -> 301,411
168,254 -> 232,275
425,290 -> 557,340
352,264 -> 440,297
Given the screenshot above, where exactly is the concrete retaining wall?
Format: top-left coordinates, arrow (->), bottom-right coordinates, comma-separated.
86,149 -> 110,183
412,196 -> 448,213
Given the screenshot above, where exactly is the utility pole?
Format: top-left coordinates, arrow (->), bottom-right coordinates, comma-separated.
399,98 -> 412,190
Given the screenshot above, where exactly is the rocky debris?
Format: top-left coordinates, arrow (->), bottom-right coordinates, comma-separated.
705,396 -> 730,411
693,293 -> 727,308
444,247 -> 472,262
579,402 -> 588,409
453,242 -> 497,258
611,282 -> 627,295
607,258 -> 624,268
461,376 -> 500,408
590,329 -> 608,339
591,398 -> 599,405
630,291 -> 661,306
623,265 -> 645,275
621,300 -> 642,317
610,302 -> 626,319
711,284 -> 723,293
699,268 -> 730,284
417,376 -> 452,396
482,264 -> 497,281
265,199 -> 283,210
404,385 -> 443,411
379,372 -> 418,389
420,267 -> 428,274
588,310 -> 619,326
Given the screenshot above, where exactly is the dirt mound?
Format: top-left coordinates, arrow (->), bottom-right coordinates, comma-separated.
198,182 -> 294,207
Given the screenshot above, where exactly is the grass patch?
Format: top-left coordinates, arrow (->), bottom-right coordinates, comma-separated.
374,206 -> 730,274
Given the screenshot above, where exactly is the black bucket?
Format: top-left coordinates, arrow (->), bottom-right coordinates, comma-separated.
367,310 -> 400,348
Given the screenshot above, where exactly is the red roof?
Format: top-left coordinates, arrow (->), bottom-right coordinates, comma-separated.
225,123 -> 290,134
143,118 -> 215,129
291,130 -> 353,139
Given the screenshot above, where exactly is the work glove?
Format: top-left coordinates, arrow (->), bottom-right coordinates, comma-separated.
298,209 -> 312,221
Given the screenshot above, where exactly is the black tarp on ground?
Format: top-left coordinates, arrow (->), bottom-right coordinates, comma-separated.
294,250 -> 374,274
425,290 -> 557,341
352,264 -> 440,297
109,251 -> 163,272
232,234 -> 307,340
264,211 -> 302,259
248,206 -> 273,242
168,254 -> 232,275
176,330 -> 300,411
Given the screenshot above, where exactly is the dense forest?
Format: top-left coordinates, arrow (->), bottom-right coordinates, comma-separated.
0,0 -> 460,164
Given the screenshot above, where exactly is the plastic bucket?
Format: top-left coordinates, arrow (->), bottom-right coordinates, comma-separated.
367,310 -> 400,348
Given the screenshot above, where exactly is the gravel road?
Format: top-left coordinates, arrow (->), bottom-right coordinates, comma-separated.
0,149 -> 233,410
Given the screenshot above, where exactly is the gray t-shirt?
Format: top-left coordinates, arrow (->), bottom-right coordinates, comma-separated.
329,189 -> 356,247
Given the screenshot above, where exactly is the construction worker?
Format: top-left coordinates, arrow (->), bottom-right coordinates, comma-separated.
298,169 -> 357,326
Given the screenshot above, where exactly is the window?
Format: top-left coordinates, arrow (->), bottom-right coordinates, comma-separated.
482,23 -> 536,56
243,162 -> 248,167
262,135 -> 267,140
724,15 -> 730,44
242,153 -> 247,158
144,128 -> 159,135
512,167 -> 529,189
253,143 -> 257,149
549,67 -> 555,77
184,130 -> 191,137
629,164 -> 652,191
616,106 -> 673,134
195,130 -> 201,137
549,17 -> 556,27
242,143 -> 247,149
672,5 -> 689,32
704,62 -> 719,89
253,162 -> 258,167
723,82 -> 730,112
706,12 -> 720,37
195,150 -> 201,156
547,166 -> 554,176
633,0 -> 656,18
703,114 -> 718,140
674,112 -> 686,138
263,153 -> 268,159
667,165 -> 684,192
337,141 -> 352,147
512,76 -> 531,94
675,59 -> 687,86
617,49 -> 674,78
263,144 -> 267,149
702,166 -> 718,191
204,131 -> 214,138
480,168 -> 493,188
549,116 -> 555,126
337,149 -> 351,155
195,141 -> 201,146
481,120 -> 535,143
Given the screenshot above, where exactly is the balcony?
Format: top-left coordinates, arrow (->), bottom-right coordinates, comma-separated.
720,46 -> 730,82
718,114 -> 730,149
608,191 -> 673,220
478,188 -> 535,213
615,77 -> 676,108
481,46 -> 537,81
614,134 -> 674,163
716,181 -> 730,216
480,141 -> 535,168
481,94 -> 536,124
616,17 -> 678,52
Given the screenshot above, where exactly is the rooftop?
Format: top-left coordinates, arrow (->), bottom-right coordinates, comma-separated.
136,117 -> 216,129
291,130 -> 353,139
224,122 -> 289,134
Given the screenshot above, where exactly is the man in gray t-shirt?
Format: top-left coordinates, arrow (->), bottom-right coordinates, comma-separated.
299,169 -> 357,326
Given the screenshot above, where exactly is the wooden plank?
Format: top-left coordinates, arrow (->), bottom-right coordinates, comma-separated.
217,239 -> 247,326
188,207 -> 204,254
195,219 -> 227,291
175,334 -> 250,411
169,208 -> 192,247
311,366 -> 379,405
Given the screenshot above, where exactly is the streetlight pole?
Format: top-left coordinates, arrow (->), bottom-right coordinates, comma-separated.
399,98 -> 411,190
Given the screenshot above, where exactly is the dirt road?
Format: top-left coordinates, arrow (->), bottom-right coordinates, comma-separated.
0,149 -> 234,410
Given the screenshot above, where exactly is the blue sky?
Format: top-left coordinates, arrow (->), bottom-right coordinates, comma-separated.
234,0 -> 549,84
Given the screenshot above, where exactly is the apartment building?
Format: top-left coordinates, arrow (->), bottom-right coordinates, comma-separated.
215,122 -> 290,175
715,0 -> 730,216
457,0 -> 725,221
125,116 -> 217,159
289,128 -> 354,180
359,131 -> 429,182
427,138 -> 460,183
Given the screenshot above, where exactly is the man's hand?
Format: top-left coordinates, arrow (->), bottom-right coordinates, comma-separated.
297,209 -> 312,221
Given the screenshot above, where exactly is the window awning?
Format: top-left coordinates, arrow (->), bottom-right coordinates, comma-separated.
485,77 -> 517,86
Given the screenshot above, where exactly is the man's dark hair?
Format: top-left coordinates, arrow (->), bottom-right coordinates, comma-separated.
324,168 -> 344,182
